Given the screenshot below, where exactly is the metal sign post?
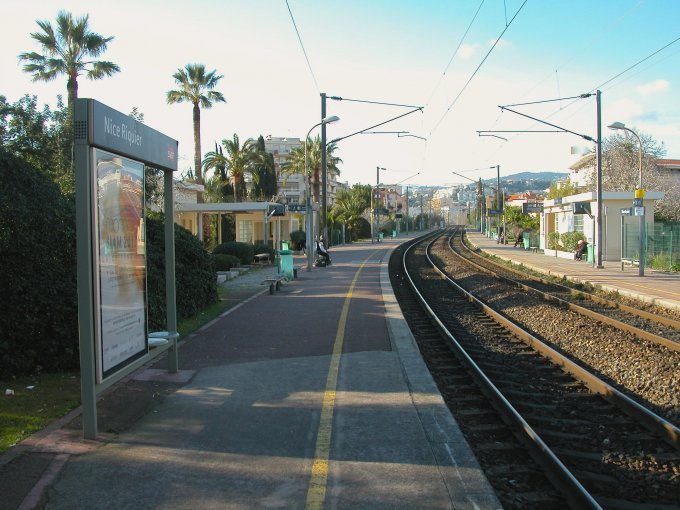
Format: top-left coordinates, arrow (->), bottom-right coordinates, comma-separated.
75,99 -> 178,439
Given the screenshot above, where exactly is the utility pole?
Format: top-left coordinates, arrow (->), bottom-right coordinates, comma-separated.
595,90 -> 604,268
376,166 -> 380,242
320,92 -> 327,244
405,186 -> 409,235
420,194 -> 423,230
496,164 -> 502,242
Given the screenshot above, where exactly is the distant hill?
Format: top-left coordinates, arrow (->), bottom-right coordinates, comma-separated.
483,171 -> 568,184
481,171 -> 568,193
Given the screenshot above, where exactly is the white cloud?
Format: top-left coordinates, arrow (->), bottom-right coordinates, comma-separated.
607,98 -> 644,123
459,44 -> 477,60
490,38 -> 511,49
636,79 -> 670,95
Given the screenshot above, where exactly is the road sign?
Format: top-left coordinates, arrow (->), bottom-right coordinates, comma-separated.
487,209 -> 502,215
620,207 -> 632,216
634,206 -> 645,217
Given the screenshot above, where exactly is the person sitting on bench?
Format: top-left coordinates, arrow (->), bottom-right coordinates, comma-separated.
575,239 -> 587,260
316,236 -> 331,265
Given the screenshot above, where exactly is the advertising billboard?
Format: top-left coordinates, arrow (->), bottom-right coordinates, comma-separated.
94,148 -> 147,379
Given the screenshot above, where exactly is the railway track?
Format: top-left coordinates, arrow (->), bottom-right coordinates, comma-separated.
390,229 -> 680,509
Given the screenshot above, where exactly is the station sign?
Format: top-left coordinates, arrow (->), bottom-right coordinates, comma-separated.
633,198 -> 643,207
487,209 -> 502,215
287,203 -> 307,213
634,206 -> 645,217
620,207 -> 633,216
522,202 -> 544,214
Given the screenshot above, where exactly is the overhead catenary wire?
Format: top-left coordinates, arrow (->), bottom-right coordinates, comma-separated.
429,0 -> 529,137
285,0 -> 320,93
424,0 -> 486,108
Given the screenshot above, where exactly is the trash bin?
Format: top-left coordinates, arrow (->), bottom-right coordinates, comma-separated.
278,249 -> 294,281
523,237 -> 530,250
391,230 -> 397,238
378,232 -> 384,242
586,244 -> 594,264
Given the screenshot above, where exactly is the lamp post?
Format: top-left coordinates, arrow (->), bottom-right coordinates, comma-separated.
608,121 -> 645,276
376,167 -> 386,242
305,115 -> 339,271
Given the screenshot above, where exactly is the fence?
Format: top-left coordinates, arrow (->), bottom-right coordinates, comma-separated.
622,222 -> 679,271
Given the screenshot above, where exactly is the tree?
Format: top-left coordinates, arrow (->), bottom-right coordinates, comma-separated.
0,94 -> 72,193
331,188 -> 368,241
250,135 -> 277,200
281,136 -> 342,204
580,129 -> 679,221
221,134 -> 259,202
166,64 -> 225,201
547,176 -> 581,199
18,11 -> 120,120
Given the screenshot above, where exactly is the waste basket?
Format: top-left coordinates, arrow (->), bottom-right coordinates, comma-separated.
378,232 -> 384,242
586,244 -> 594,264
392,230 -> 397,238
523,237 -> 530,250
278,249 -> 294,281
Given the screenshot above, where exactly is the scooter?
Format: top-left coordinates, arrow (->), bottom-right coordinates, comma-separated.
314,249 -> 331,267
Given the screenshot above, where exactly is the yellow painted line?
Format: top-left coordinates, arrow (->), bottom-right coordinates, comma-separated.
305,254 -> 375,510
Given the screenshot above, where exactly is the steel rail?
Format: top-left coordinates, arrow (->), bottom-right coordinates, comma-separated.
439,229 -> 680,448
402,228 -> 603,510
456,234 -> 680,352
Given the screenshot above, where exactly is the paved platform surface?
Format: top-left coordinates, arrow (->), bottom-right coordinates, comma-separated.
2,234 -> 501,510
467,231 -> 680,311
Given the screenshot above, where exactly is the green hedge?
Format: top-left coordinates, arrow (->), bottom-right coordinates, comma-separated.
0,151 -> 219,378
212,253 -> 240,271
146,213 -> 218,331
213,241 -> 254,265
0,151 -> 78,378
560,231 -> 586,252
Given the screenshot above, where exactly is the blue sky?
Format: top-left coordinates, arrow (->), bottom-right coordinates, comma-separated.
3,0 -> 679,186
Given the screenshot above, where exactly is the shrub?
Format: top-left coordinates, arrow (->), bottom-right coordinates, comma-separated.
290,230 -> 306,249
213,241 -> 254,265
560,231 -> 586,252
146,212 -> 218,331
547,232 -> 561,250
0,150 -> 78,378
253,242 -> 275,258
212,253 -> 240,271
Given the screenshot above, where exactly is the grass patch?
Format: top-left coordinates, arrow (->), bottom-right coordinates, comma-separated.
0,372 -> 80,453
177,286 -> 235,336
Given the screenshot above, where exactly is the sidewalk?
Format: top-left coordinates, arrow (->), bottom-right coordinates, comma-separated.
2,235 -> 500,510
467,231 -> 680,311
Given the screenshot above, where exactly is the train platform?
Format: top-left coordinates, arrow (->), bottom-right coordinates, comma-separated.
466,230 -> 680,312
3,234 -> 501,510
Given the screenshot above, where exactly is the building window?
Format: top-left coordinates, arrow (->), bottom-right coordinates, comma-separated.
573,213 -> 584,232
238,220 -> 253,243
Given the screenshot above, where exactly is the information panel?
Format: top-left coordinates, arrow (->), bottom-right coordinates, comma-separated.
94,148 -> 147,378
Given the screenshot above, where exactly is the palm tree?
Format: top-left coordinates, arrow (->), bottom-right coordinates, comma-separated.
167,64 -> 225,200
19,11 -> 120,119
222,134 -> 259,202
330,189 -> 366,242
281,136 -> 342,204
202,143 -> 232,201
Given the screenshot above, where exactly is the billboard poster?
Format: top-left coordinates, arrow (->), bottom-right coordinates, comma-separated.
94,148 -> 147,379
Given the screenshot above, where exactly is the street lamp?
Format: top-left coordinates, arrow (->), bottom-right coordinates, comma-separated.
305,115 -> 339,271
608,121 -> 645,276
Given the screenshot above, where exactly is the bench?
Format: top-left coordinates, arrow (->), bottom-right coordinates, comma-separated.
254,253 -> 271,265
621,258 -> 639,270
529,246 -> 539,253
262,276 -> 284,294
